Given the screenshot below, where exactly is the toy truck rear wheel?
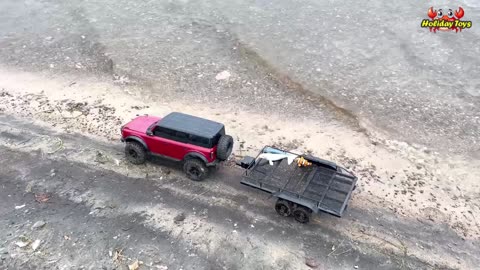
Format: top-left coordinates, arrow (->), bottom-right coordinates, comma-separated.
183,159 -> 208,181
293,206 -> 312,224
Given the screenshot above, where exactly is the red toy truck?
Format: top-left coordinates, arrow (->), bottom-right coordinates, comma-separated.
121,112 -> 234,181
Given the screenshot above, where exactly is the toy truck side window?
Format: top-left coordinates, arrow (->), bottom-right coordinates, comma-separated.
153,127 -> 175,139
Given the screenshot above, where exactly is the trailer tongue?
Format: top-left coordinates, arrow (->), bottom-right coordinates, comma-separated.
237,146 -> 357,223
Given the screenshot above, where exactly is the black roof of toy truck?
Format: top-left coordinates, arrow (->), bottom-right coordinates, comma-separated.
157,112 -> 225,139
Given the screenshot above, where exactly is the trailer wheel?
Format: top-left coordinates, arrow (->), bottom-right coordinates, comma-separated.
293,207 -> 312,224
275,199 -> 292,217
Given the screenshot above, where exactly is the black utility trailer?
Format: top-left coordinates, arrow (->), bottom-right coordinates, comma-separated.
237,146 -> 357,223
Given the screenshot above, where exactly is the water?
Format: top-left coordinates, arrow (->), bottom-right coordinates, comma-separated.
0,0 -> 478,157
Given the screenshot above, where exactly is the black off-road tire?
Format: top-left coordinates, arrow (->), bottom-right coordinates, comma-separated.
275,199 -> 293,217
216,135 -> 234,161
183,159 -> 208,181
125,141 -> 147,165
293,206 -> 312,224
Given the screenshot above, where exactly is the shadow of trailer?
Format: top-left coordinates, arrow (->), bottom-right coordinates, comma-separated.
237,146 -> 358,223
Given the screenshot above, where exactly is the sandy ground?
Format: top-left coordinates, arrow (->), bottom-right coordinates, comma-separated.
1,1 -> 479,269
0,68 -> 479,269
0,66 -> 479,242
0,114 -> 478,270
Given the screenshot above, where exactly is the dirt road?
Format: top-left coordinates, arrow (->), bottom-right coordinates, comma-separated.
1,0 -> 479,268
0,111 -> 479,269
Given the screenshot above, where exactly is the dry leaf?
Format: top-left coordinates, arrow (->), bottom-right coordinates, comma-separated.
35,193 -> 50,203
113,249 -> 124,263
129,260 -> 140,270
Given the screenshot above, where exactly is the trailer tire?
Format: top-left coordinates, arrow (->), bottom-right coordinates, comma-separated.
275,199 -> 293,217
293,206 -> 312,224
216,135 -> 233,161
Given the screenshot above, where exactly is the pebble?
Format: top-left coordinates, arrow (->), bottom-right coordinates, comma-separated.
31,239 -> 41,251
174,213 -> 186,223
94,202 -> 106,210
215,70 -> 231,80
15,241 -> 29,248
32,220 -> 46,230
305,258 -> 319,268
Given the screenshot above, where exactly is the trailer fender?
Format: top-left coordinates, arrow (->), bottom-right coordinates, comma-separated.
273,193 -> 318,213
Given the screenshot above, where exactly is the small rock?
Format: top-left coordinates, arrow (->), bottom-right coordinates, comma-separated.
15,204 -> 26,210
95,151 -> 108,164
15,241 -> 29,248
31,240 -> 41,251
354,266 -> 359,269
305,258 -> 319,268
94,201 -> 106,210
25,182 -> 33,193
45,36 -> 53,41
215,70 -> 231,80
174,213 -> 186,223
32,221 -> 46,230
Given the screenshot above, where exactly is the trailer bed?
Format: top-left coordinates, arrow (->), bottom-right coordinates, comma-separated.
240,148 -> 357,217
